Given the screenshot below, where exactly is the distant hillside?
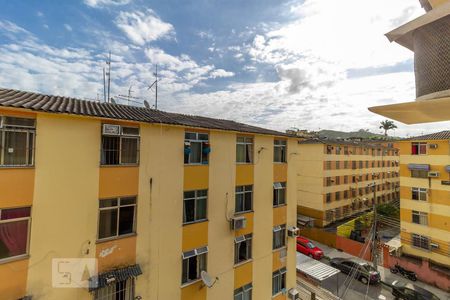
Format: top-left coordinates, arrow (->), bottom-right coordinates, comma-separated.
317,129 -> 396,140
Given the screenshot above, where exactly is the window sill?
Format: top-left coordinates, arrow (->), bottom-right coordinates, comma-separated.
182,219 -> 208,227
234,210 -> 253,216
96,232 -> 136,244
272,291 -> 283,298
273,162 -> 287,164
234,258 -> 253,268
99,164 -> 139,168
236,162 -> 254,165
273,204 -> 287,208
0,254 -> 29,265
0,165 -> 34,169
272,246 -> 287,253
181,278 -> 202,288
184,163 -> 209,166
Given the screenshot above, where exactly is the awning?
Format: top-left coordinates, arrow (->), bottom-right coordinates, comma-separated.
385,2 -> 450,50
368,96 -> 450,124
446,165 -> 450,172
297,214 -> 315,227
408,164 -> 430,171
89,264 -> 142,292
296,253 -> 340,282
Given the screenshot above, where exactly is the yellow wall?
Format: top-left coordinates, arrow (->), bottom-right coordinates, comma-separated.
96,236 -> 136,273
135,123 -> 184,300
0,168 -> 34,208
182,221 -> 209,251
26,114 -> 99,300
236,164 -> 254,185
0,259 -> 29,300
184,165 -> 209,190
98,166 -> 139,198
234,261 -> 252,288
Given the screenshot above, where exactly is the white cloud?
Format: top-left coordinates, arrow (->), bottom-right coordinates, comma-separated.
64,24 -> 73,32
116,9 -> 174,45
84,0 -> 131,8
209,69 -> 234,79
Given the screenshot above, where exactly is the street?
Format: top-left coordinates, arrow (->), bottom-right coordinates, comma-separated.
307,240 -> 450,300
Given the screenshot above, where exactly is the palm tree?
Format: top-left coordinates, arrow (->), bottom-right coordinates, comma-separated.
379,120 -> 397,137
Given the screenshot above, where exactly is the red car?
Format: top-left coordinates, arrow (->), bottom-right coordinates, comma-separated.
296,236 -> 324,260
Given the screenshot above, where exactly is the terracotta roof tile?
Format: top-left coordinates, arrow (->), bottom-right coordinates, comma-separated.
406,130 -> 450,140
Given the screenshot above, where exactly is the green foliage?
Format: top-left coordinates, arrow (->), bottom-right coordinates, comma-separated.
379,120 -> 397,136
376,202 -> 400,219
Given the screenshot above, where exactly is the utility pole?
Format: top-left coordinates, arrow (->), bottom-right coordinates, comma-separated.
370,180 -> 378,271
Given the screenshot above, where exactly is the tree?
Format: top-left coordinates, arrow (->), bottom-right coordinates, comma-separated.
379,120 -> 397,137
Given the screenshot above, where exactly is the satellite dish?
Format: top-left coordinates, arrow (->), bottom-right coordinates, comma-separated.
200,271 -> 216,288
144,100 -> 151,109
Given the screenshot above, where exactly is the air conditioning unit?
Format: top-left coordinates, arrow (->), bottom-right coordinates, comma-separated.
428,171 -> 440,178
429,144 -> 438,149
288,288 -> 300,300
102,124 -> 121,135
287,226 -> 299,237
430,243 -> 439,249
230,216 -> 246,230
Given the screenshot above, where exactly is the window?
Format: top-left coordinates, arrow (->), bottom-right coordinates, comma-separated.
326,193 -> 331,203
412,211 -> 428,225
183,190 -> 207,224
412,187 -> 427,201
273,224 -> 286,250
272,268 -> 286,295
326,177 -> 333,186
274,139 -> 287,163
235,185 -> 252,213
344,176 -> 348,184
234,234 -> 252,264
98,197 -> 136,240
234,283 -> 252,300
0,207 -> 31,261
273,182 -> 286,206
411,142 -> 427,155
94,278 -> 135,300
325,210 -> 333,221
101,124 -> 139,165
236,136 -> 253,163
326,145 -> 332,154
335,146 -> 341,155
352,161 -> 356,170
184,132 -> 209,164
343,191 -> 348,199
335,176 -> 340,185
182,246 -> 208,284
344,161 -> 348,169
326,161 -> 331,170
411,169 -> 428,178
335,191 -> 340,201
412,234 -> 429,250
0,116 -> 35,166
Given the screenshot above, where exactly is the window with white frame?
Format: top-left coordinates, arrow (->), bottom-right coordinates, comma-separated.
234,234 -> 252,264
181,246 -> 208,284
234,283 -> 252,300
412,187 -> 427,201
94,277 -> 135,300
273,224 -> 286,250
101,124 -> 139,165
273,182 -> 286,206
235,185 -> 252,213
183,190 -> 207,224
98,197 -> 136,240
411,142 -> 427,155
0,207 -> 31,261
0,116 -> 35,166
184,132 -> 209,164
236,136 -> 253,163
273,139 -> 287,163
412,211 -> 428,226
412,234 -> 429,250
272,267 -> 286,295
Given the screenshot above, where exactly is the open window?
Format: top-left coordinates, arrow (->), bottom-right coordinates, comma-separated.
0,207 -> 31,261
0,116 -> 35,167
184,132 -> 209,165
101,124 -> 140,165
181,246 -> 208,284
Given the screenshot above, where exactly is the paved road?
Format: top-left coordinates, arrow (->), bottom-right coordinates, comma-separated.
308,240 -> 450,300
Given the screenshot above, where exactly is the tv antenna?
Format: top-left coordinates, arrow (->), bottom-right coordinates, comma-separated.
200,271 -> 218,288
103,51 -> 112,103
147,64 -> 159,109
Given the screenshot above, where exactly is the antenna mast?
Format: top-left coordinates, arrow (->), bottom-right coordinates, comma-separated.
147,64 -> 159,109
106,52 -> 112,103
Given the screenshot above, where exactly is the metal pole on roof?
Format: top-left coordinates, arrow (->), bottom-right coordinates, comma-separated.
155,64 -> 158,110
106,51 -> 111,103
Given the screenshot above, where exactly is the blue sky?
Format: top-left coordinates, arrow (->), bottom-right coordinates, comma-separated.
0,0 -> 448,136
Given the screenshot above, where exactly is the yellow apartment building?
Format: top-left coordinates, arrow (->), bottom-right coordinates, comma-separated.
296,139 -> 400,227
396,131 -> 450,266
0,88 -> 300,300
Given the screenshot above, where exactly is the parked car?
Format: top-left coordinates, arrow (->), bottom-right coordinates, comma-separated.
391,280 -> 440,300
329,257 -> 380,284
296,236 -> 323,259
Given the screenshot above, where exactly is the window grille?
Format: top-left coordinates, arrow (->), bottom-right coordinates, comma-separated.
101,124 -> 139,165
0,116 -> 35,166
93,278 -> 135,300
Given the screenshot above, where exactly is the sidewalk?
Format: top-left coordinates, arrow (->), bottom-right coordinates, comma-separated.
312,240 -> 450,300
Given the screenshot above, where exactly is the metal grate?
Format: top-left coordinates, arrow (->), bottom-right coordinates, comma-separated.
414,15 -> 450,97
94,278 -> 135,300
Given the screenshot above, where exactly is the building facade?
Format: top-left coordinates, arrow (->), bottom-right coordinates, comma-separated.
0,88 -> 298,300
296,140 -> 400,227
396,131 -> 450,267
